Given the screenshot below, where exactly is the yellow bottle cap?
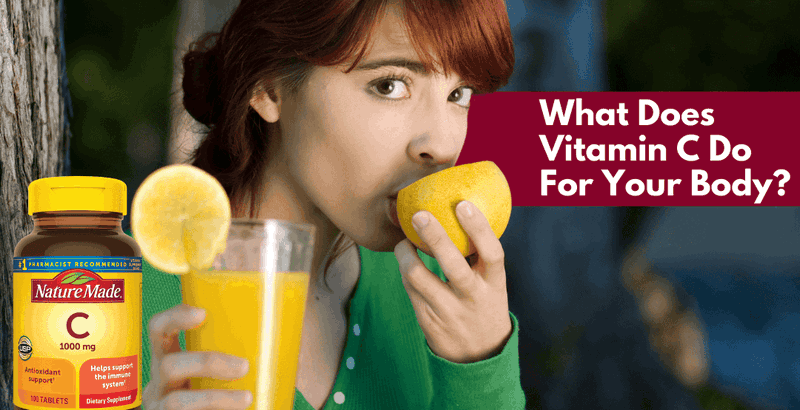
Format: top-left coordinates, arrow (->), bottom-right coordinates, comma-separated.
29,176 -> 127,215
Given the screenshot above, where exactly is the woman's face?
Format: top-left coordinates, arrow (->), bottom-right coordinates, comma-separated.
256,5 -> 473,251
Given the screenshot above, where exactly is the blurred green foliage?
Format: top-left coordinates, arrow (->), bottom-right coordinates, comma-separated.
605,0 -> 800,91
65,0 -> 180,180
694,386 -> 754,410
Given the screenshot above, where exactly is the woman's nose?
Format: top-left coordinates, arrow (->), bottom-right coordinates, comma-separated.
406,98 -> 465,166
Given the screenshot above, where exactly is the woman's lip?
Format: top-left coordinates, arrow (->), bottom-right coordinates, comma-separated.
388,197 -> 400,228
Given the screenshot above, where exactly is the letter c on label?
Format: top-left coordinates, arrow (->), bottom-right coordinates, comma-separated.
67,312 -> 89,339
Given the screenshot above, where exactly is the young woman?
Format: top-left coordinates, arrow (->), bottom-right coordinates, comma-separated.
141,0 -> 522,408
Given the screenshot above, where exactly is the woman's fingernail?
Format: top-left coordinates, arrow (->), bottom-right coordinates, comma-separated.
230,357 -> 250,375
457,201 -> 473,218
396,251 -> 412,272
412,212 -> 429,230
187,305 -> 205,318
240,390 -> 253,405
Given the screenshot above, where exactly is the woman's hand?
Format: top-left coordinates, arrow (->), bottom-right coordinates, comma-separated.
394,200 -> 513,364
143,304 -> 253,410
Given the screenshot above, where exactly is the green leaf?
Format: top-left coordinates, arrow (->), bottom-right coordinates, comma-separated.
61,271 -> 83,284
72,276 -> 95,285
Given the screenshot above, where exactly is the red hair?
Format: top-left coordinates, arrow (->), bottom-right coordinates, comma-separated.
183,0 -> 514,275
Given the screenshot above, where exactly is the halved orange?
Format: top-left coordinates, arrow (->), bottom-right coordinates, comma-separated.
397,161 -> 512,257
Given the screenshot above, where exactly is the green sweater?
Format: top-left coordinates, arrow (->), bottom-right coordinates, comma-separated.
141,245 -> 525,409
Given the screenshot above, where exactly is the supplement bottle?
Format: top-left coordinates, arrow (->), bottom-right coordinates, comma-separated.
13,177 -> 142,410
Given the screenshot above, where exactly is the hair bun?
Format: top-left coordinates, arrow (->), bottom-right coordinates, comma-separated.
182,37 -> 222,126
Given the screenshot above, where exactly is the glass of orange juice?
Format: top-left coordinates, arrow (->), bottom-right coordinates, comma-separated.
182,219 -> 316,410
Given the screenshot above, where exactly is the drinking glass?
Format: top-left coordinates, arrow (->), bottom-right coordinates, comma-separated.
182,219 -> 316,410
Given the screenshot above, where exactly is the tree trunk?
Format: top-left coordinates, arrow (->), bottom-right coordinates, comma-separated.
0,0 -> 70,407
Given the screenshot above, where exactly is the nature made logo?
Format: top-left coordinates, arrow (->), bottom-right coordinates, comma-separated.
31,269 -> 124,303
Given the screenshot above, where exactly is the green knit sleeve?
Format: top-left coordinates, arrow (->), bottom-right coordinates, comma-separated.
127,230 -> 184,392
417,252 -> 526,409
427,313 -> 525,409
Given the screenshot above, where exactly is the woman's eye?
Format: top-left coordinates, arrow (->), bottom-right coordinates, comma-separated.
449,87 -> 473,108
371,79 -> 410,100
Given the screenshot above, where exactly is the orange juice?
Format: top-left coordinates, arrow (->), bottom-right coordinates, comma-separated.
182,270 -> 310,410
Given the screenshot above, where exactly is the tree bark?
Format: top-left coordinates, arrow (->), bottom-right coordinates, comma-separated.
0,0 -> 70,407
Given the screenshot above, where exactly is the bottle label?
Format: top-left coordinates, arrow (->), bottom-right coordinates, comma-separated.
13,257 -> 142,409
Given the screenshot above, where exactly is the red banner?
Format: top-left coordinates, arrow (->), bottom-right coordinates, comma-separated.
459,92 -> 800,206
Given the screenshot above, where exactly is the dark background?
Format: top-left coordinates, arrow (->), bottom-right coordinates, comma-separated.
63,0 -> 800,408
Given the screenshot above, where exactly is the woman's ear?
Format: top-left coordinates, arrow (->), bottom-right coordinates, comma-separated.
250,88 -> 282,123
